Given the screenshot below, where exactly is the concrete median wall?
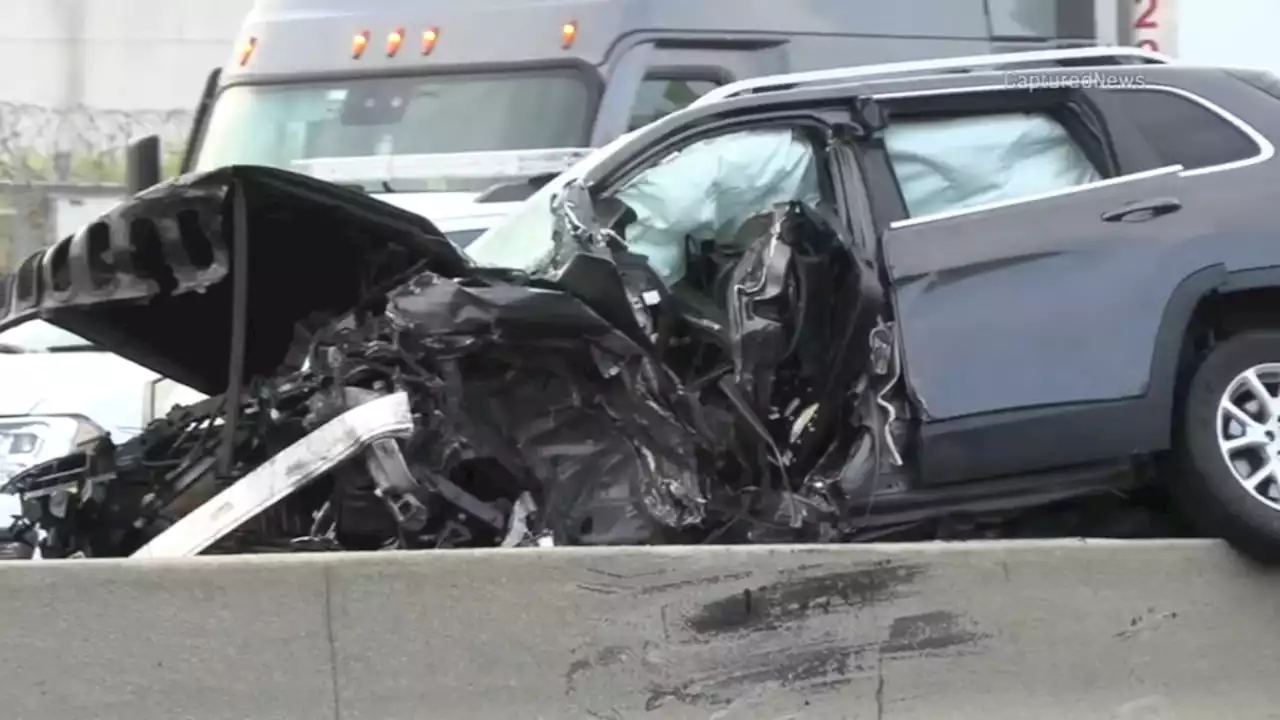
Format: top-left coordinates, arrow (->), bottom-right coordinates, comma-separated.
0,539 -> 1275,719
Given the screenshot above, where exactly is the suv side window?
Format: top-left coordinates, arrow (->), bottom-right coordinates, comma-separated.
1092,88 -> 1260,171
628,77 -> 720,131
883,110 -> 1102,218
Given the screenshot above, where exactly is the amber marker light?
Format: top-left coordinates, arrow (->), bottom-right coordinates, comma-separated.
421,27 -> 439,55
561,21 -> 578,49
238,36 -> 257,66
352,30 -> 370,59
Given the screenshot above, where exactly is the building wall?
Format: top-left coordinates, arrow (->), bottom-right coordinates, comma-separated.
0,0 -> 253,111
0,0 -> 254,269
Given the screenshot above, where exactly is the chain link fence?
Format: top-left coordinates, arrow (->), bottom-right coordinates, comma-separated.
0,102 -> 193,271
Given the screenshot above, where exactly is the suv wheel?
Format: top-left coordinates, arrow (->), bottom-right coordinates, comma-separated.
1176,331 -> 1280,562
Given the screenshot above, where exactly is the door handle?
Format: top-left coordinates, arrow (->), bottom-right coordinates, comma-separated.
1101,197 -> 1182,223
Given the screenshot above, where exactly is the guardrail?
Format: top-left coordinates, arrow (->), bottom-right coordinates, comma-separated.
0,539 -> 1273,719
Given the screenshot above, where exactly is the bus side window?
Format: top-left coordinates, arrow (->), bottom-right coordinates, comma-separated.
628,76 -> 721,131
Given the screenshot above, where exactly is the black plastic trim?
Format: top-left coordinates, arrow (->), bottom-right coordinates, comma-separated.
639,65 -> 734,86
179,68 -> 223,175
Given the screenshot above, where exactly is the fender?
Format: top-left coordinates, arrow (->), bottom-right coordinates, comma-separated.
1137,263 -> 1231,450
1141,262 -> 1280,416
1142,263 -> 1280,449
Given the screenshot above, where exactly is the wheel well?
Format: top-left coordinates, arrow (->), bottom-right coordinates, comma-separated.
1171,287 -> 1280,434
1202,287 -> 1280,339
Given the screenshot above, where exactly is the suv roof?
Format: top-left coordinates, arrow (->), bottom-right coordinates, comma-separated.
690,46 -> 1174,108
578,47 -> 1186,185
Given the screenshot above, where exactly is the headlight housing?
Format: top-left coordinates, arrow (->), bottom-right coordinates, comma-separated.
0,415 -> 105,486
0,415 -> 106,551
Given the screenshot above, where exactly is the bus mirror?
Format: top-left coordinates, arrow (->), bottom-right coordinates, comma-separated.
125,135 -> 162,194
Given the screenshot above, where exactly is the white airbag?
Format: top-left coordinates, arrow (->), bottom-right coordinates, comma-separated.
884,112 -> 1102,218
615,129 -> 818,285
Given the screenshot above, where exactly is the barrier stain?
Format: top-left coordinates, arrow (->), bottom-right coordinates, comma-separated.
637,571 -> 755,596
642,643 -> 872,711
566,644 -> 632,693
685,561 -> 926,636
563,560 -> 989,715
1114,607 -> 1179,641
882,611 -> 987,655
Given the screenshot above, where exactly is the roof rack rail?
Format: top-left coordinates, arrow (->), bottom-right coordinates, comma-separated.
690,46 -> 1172,108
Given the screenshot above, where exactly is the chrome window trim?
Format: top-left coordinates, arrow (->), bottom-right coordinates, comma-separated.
691,46 -> 1173,108
887,164 -> 1184,230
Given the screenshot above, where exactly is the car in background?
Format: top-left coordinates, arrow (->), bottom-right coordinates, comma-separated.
0,321 -> 156,444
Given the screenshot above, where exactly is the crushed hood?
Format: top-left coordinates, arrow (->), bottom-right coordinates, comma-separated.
0,165 -> 469,395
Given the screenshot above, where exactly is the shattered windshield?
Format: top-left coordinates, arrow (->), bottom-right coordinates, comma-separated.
193,68 -> 595,192
465,129 -> 641,271
463,173 -> 569,272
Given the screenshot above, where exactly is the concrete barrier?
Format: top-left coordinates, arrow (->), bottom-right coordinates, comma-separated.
0,539 -> 1275,719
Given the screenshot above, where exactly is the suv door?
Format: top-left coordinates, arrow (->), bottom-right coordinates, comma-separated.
863,83 -> 1262,482
885,167 -> 1189,418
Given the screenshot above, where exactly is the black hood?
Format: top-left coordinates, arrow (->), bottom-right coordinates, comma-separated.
0,165 -> 469,395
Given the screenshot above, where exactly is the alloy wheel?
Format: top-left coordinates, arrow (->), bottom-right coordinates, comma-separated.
1217,363 -> 1280,510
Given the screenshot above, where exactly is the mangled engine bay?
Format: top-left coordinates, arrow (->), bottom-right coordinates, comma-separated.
0,167 -> 1161,559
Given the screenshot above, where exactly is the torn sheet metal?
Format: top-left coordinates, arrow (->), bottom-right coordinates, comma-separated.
131,391 -> 414,559
381,268 -> 711,545
723,202 -> 887,491
0,165 -> 465,395
0,185 -> 891,556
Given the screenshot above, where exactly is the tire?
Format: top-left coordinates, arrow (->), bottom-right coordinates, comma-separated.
1174,330 -> 1280,563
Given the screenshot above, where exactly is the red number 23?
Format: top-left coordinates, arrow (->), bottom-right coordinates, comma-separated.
1135,0 -> 1159,29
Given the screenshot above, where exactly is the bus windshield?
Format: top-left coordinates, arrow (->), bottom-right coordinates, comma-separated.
193,67 -> 596,192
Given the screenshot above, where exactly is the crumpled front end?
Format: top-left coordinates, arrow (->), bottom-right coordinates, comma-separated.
9,266 -> 719,556
4,170 -> 898,558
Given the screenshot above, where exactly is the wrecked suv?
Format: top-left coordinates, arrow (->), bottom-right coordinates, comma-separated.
8,48 -> 1280,561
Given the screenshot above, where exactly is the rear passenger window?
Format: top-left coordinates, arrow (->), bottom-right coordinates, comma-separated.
883,111 -> 1102,218
1093,89 -> 1260,171
628,77 -> 720,131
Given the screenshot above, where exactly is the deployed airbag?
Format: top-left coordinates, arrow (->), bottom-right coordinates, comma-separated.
884,111 -> 1102,218
614,129 -> 820,286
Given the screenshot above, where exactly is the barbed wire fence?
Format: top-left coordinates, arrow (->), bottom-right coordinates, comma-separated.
0,102 -> 193,271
